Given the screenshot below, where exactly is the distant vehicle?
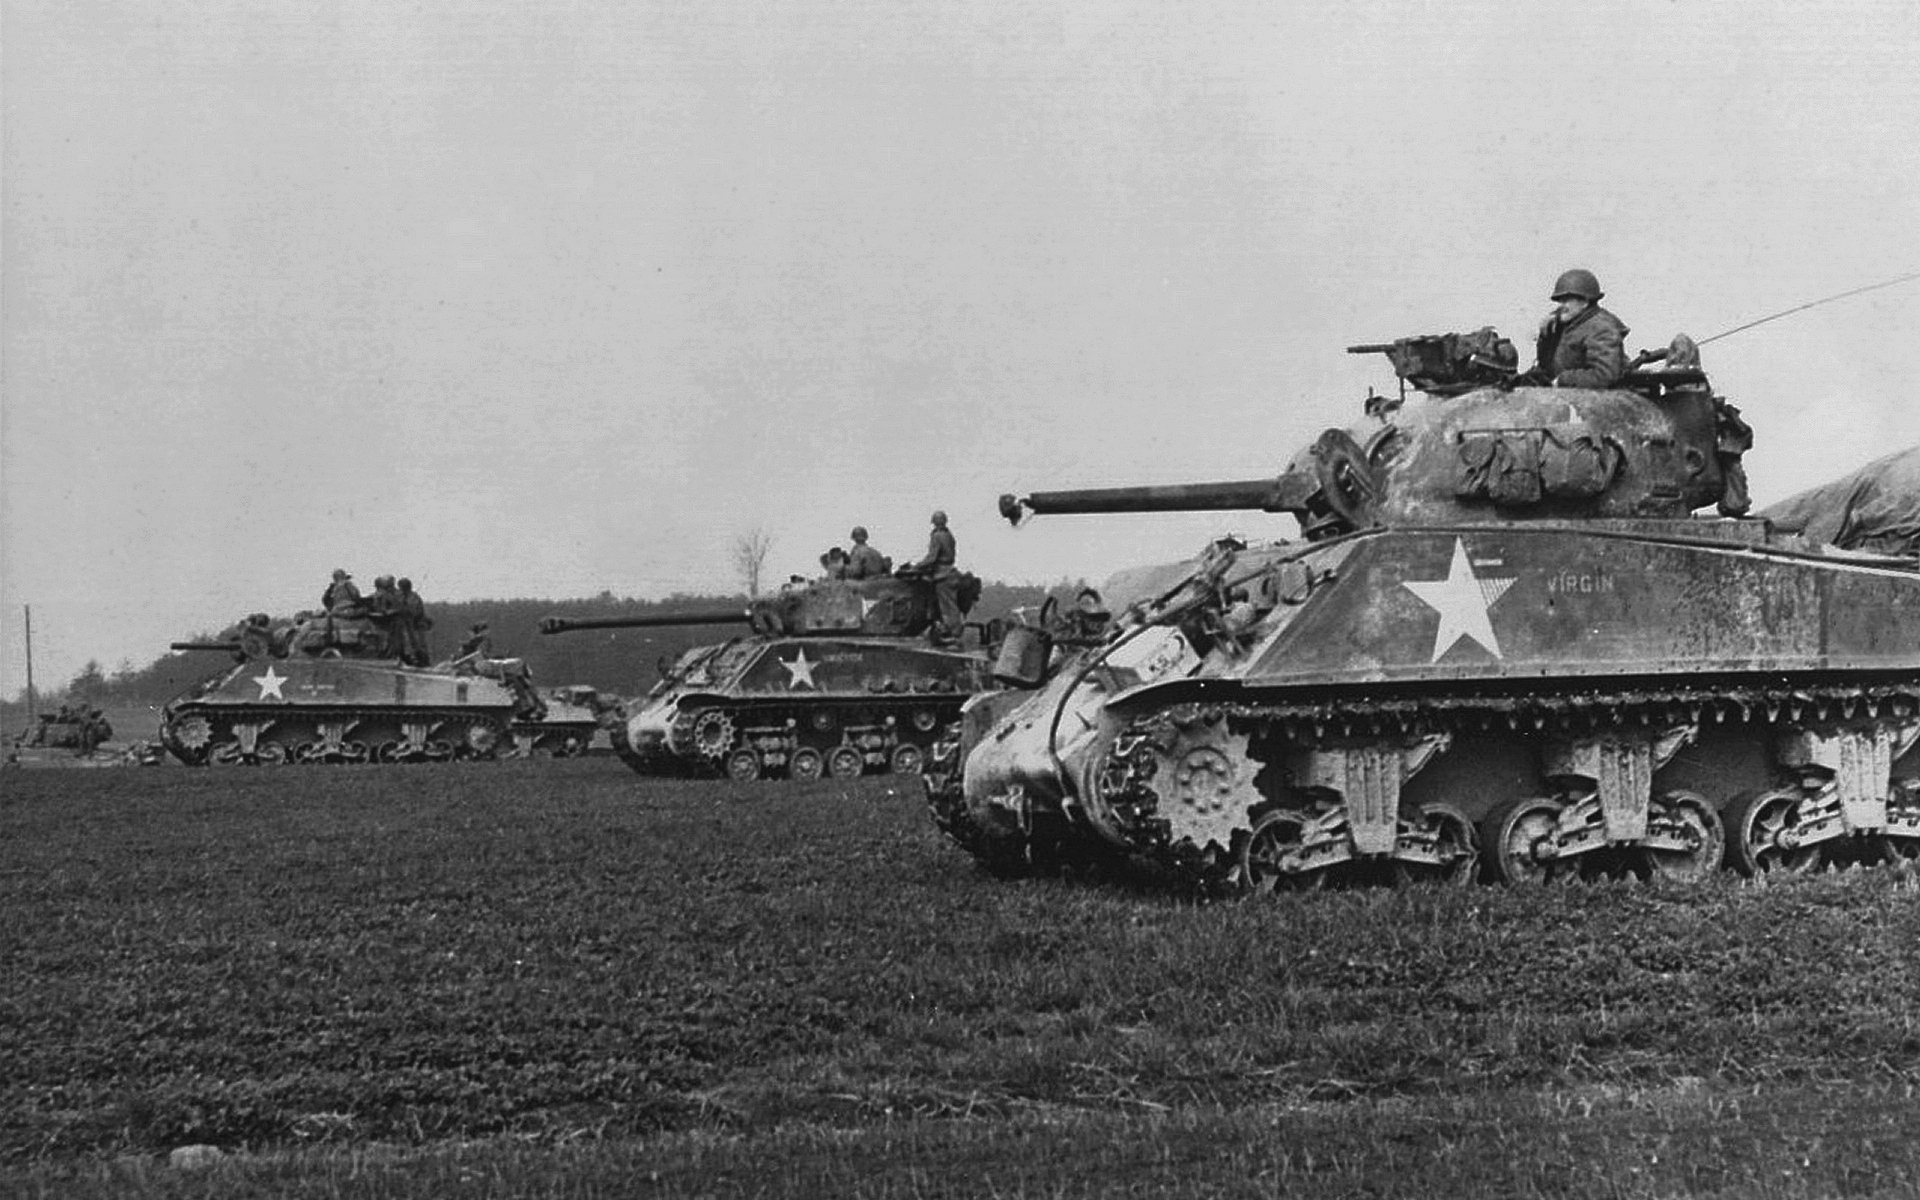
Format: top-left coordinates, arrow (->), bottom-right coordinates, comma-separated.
161,609 -> 598,765
929,331 -> 1920,889
541,573 -> 998,782
5,706 -> 135,769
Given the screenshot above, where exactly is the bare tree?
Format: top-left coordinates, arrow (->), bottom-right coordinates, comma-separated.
733,527 -> 775,598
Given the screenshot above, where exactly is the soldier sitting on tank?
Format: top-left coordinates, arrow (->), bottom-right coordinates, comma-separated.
366,575 -> 404,656
819,546 -> 851,580
397,578 -> 432,666
322,568 -> 363,614
845,527 -> 891,580
1517,268 -> 1630,390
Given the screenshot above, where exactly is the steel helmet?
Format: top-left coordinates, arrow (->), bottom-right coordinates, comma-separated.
1551,269 -> 1603,302
850,526 -> 868,541
931,510 -> 948,526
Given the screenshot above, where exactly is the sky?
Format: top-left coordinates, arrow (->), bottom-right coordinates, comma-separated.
4,0 -> 1919,695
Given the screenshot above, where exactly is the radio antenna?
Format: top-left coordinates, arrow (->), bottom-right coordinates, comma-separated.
1699,270 -> 1920,346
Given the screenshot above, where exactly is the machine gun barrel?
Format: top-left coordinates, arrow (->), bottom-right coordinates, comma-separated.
1346,343 -> 1396,355
539,610 -> 750,635
1000,478 -> 1301,525
171,641 -> 243,652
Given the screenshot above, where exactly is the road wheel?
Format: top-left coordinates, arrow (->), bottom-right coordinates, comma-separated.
888,743 -> 925,776
1725,787 -> 1821,877
1391,803 -> 1479,887
725,747 -> 762,782
788,747 -> 824,781
1480,797 -> 1568,885
827,745 -> 865,779
1641,789 -> 1725,884
1236,809 -> 1325,894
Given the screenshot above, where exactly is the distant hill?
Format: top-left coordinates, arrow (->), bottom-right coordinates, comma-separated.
3,581 -> 1079,722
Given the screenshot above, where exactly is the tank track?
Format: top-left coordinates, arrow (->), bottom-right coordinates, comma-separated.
161,705 -> 512,766
664,697 -> 966,782
932,675 -> 1920,889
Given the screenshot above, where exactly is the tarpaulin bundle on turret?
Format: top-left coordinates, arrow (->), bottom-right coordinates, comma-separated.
1760,446 -> 1920,557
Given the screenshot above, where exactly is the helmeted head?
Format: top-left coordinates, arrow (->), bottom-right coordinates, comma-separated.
931,510 -> 948,528
397,577 -> 413,592
332,568 -> 351,581
375,574 -> 395,588
1550,268 -> 1603,302
850,526 -> 868,542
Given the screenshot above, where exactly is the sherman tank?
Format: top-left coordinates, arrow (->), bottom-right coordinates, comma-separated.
927,333 -> 1920,889
160,609 -> 592,765
540,573 -> 997,781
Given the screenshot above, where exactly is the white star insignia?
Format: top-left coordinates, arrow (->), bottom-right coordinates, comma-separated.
859,597 -> 879,619
253,665 -> 289,700
1402,538 -> 1515,662
781,650 -> 818,689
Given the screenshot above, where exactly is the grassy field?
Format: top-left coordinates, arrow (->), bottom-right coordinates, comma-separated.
3,760 -> 1917,1198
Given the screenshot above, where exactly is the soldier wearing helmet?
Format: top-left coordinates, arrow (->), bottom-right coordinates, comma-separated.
322,567 -> 362,613
845,525 -> 890,580
912,511 -> 962,644
1530,268 -> 1629,389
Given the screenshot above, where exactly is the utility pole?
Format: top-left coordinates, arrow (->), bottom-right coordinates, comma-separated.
24,605 -> 37,720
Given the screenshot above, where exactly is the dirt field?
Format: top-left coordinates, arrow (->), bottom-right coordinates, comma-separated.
3,760 -> 1917,1198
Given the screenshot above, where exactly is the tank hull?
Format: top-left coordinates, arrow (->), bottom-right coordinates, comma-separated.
160,657 -> 528,765
932,522 -> 1920,885
621,636 -> 995,781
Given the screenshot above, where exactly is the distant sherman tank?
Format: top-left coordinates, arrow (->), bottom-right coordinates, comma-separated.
541,573 -> 997,781
161,609 -> 589,765
928,332 -> 1920,889
6,706 -> 129,768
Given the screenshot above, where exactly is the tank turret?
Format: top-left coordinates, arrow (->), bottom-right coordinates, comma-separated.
929,334 -> 1920,891
1002,363 -> 1730,541
540,573 -> 996,782
543,574 -> 982,643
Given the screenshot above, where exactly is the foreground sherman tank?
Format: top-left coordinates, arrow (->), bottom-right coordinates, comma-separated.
929,334 -> 1920,888
541,573 -> 996,781
161,610 -> 593,764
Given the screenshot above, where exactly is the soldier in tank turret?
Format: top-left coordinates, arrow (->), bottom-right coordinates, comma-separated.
322,568 -> 362,612
457,622 -> 493,663
819,546 -> 850,580
845,527 -> 891,580
910,510 -> 963,645
1526,269 -> 1629,389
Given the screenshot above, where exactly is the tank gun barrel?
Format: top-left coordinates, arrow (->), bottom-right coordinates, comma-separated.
1000,477 -> 1311,526
171,641 -> 243,652
539,610 -> 750,636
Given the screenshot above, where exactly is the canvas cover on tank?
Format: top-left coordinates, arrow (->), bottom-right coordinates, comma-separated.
1760,446 -> 1920,557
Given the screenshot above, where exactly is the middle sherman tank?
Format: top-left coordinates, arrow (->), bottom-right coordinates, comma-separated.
541,572 -> 998,781
928,333 -> 1920,889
